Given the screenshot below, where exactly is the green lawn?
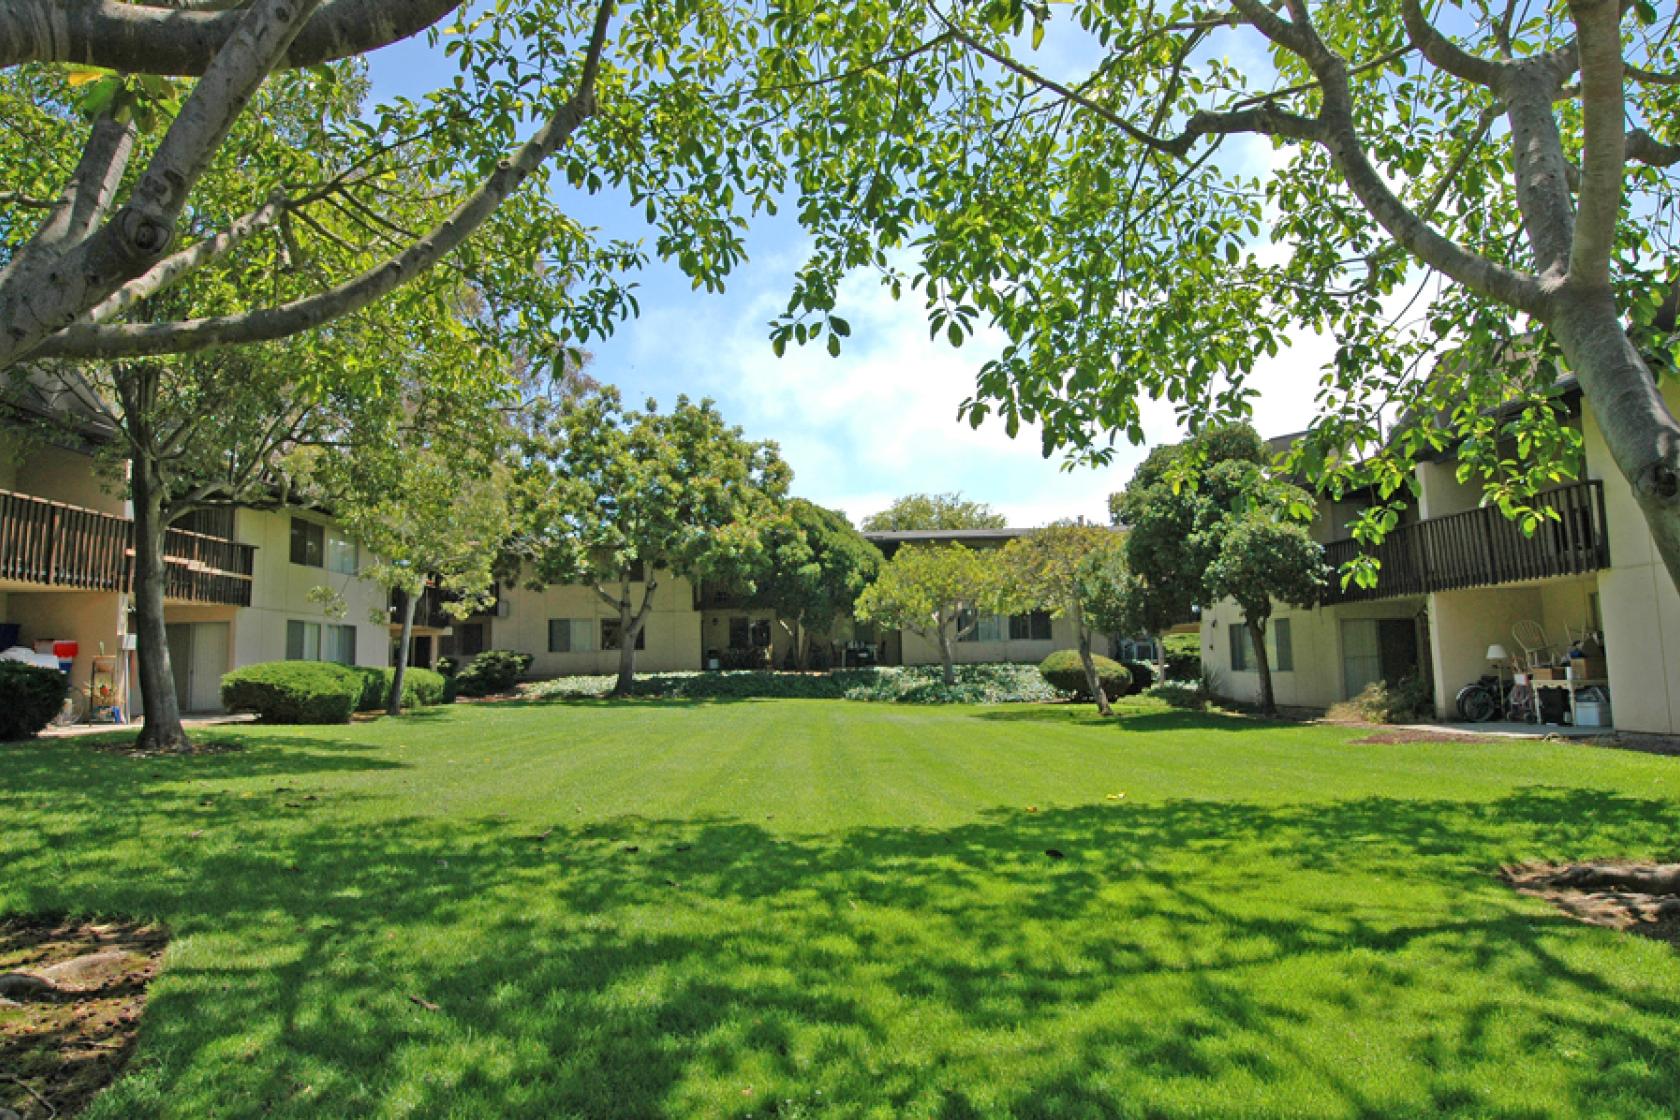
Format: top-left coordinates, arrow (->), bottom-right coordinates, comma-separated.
4,698 -> 1680,1118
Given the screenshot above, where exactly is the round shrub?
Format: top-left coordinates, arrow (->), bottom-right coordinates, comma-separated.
1162,633 -> 1202,681
0,661 -> 68,740
1038,650 -> 1130,702
453,649 -> 533,697
221,661 -> 362,724
349,666 -> 450,711
1120,660 -> 1156,695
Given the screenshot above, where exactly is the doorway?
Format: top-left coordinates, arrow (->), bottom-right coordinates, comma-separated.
1341,617 -> 1420,698
165,621 -> 230,712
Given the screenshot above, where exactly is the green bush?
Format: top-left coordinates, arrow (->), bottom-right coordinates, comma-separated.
1038,650 -> 1130,702
453,649 -> 533,697
221,661 -> 362,724
522,663 -> 1062,705
349,666 -> 449,711
0,661 -> 68,740
1119,660 -> 1156,695
1162,633 -> 1202,681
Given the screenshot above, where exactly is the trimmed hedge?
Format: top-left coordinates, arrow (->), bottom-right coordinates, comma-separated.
453,649 -> 533,697
0,661 -> 68,740
221,661 -> 362,724
1038,650 -> 1130,702
350,666 -> 448,711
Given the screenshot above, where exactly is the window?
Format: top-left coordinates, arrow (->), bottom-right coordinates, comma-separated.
289,517 -> 324,567
286,620 -> 320,661
601,618 -> 646,651
750,619 -> 772,649
323,624 -> 357,665
959,611 -> 1006,642
956,607 -> 979,642
325,528 -> 358,575
623,560 -> 646,582
729,616 -> 750,648
1231,619 -> 1293,673
287,620 -> 355,664
1009,611 -> 1053,641
548,619 -> 595,653
1271,618 -> 1293,672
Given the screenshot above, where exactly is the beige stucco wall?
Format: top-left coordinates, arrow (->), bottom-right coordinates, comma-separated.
489,570 -> 703,677
0,432 -> 125,515
5,590 -> 125,700
1582,381 -> 1680,735
1201,597 -> 1427,709
229,508 -> 389,671
896,613 -> 1088,668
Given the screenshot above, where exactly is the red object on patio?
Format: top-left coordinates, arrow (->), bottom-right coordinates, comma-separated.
52,640 -> 79,660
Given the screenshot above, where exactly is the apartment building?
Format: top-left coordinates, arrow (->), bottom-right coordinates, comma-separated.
1200,377 -> 1680,736
0,415 -> 390,715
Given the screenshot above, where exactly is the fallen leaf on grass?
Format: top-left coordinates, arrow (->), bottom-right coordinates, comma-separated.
1025,805 -> 1039,813
188,830 -> 205,840
1105,793 -> 1126,801
530,829 -> 553,843
408,994 -> 440,1012
1044,849 -> 1066,860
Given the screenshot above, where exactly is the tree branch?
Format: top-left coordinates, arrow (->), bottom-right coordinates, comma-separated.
83,189 -> 290,324
1566,0 -> 1627,288
1628,127 -> 1680,167
0,0 -> 461,76
0,103 -> 136,286
0,0 -> 325,369
30,0 -> 617,361
1400,0 -> 1508,87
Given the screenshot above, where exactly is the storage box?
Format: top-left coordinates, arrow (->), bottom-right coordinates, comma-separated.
1531,666 -> 1565,681
1567,657 -> 1607,680
1575,699 -> 1612,727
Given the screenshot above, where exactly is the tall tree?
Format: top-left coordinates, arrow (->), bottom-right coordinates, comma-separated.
854,543 -> 1004,686
998,521 -> 1127,716
513,389 -> 790,695
749,499 -> 883,669
732,2 -> 1680,600
1112,425 -> 1327,716
861,492 -> 1008,532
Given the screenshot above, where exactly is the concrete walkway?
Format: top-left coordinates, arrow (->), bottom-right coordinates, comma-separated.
1395,720 -> 1611,739
40,712 -> 255,739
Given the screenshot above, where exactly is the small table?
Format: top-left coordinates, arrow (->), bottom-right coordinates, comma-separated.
1530,676 -> 1607,727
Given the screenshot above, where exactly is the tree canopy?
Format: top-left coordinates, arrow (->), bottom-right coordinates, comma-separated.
860,492 -> 1008,532
998,521 -> 1128,715
511,388 -> 790,693
1111,424 -> 1327,715
749,499 -> 883,668
855,542 -> 1004,685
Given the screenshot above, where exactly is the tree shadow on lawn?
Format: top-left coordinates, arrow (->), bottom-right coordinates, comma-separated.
5,764 -> 1680,1117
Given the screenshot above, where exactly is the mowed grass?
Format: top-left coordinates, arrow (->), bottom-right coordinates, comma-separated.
4,699 -> 1680,1119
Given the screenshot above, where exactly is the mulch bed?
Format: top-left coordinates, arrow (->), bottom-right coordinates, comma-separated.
1502,862 -> 1680,948
1349,729 -> 1499,745
0,917 -> 168,1118
69,738 -> 243,759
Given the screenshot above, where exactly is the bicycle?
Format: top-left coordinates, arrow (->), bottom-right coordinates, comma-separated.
1455,673 -> 1538,723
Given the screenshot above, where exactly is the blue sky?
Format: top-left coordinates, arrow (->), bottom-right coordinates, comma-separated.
363,15 -> 1330,527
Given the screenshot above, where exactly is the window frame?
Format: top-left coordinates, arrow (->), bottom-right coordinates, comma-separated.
289,517 -> 325,568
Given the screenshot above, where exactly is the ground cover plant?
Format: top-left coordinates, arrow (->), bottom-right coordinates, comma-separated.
3,698 -> 1680,1117
521,663 -> 1062,704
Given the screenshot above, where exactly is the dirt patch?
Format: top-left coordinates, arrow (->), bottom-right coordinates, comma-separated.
73,737 -> 243,759
1503,862 -> 1680,948
0,917 -> 167,1118
1350,729 -> 1499,745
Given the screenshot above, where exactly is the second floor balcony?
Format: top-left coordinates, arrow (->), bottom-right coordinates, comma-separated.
1322,479 -> 1609,605
0,488 -> 256,607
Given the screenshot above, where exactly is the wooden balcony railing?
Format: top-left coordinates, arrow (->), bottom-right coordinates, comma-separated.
0,488 -> 256,606
1323,479 -> 1609,604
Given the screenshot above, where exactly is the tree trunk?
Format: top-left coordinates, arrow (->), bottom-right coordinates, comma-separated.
612,595 -> 636,697
1248,617 -> 1276,717
1550,293 -> 1680,594
1074,602 -> 1112,717
387,589 -> 418,716
130,463 -> 190,751
935,620 -> 956,687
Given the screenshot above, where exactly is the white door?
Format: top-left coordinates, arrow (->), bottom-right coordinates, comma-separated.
1341,619 -> 1382,698
187,622 -> 229,712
